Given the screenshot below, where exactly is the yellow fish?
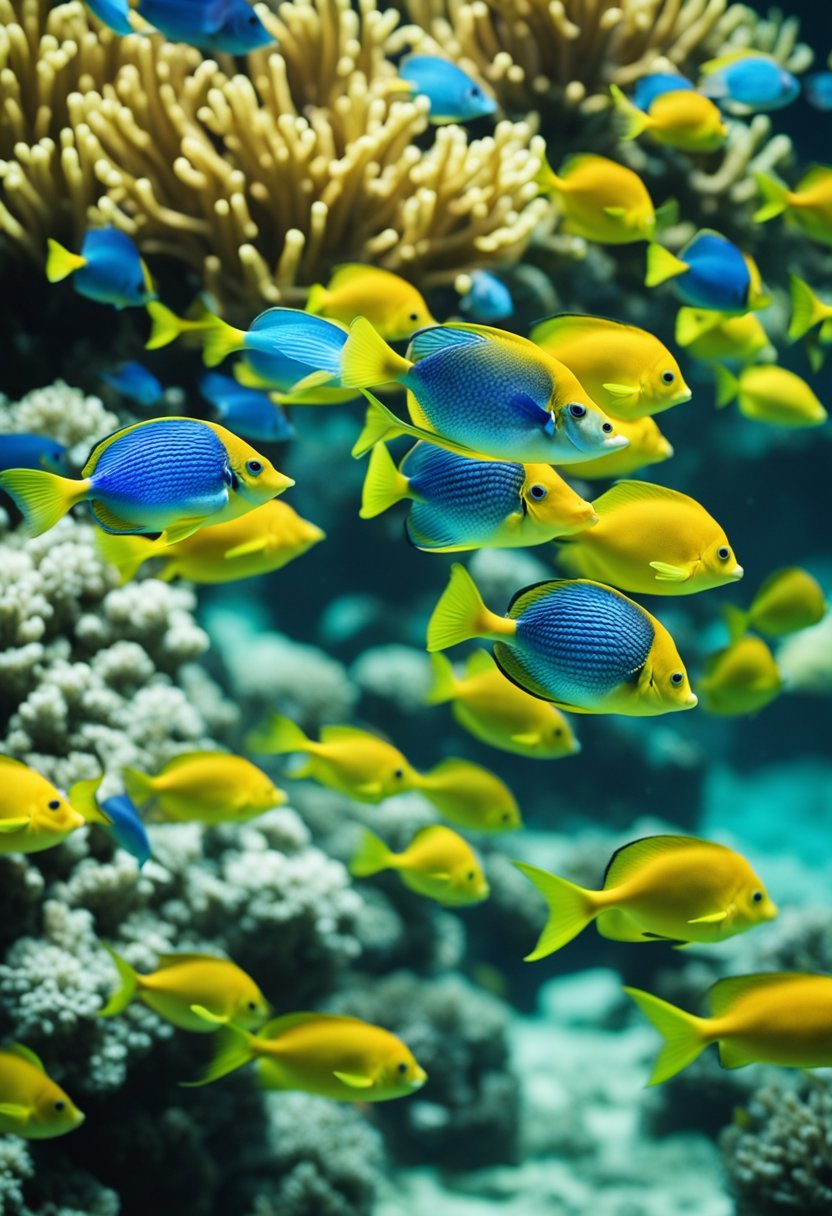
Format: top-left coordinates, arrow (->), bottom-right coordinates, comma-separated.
145,299 -> 218,350
350,824 -> 489,906
725,567 -> 826,641
564,415 -> 673,480
787,274 -> 832,344
188,1012 -> 427,1100
698,636 -> 783,716
0,759 -> 108,854
554,481 -> 743,595
755,166 -> 832,247
247,715 -> 418,803
515,834 -> 776,958
626,972 -> 832,1085
610,83 -> 727,153
537,152 -> 672,244
0,1044 -> 84,1139
415,758 -> 522,833
99,948 -> 271,1032
426,651 -> 580,761
96,500 -> 325,584
529,313 -> 690,420
306,264 -> 435,341
714,364 -> 828,428
123,752 -> 285,823
675,308 -> 771,365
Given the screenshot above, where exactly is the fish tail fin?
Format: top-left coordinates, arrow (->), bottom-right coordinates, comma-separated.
609,84 -> 650,140
201,316 -> 248,368
45,238 -> 87,283
645,244 -> 687,288
623,987 -> 709,1085
723,602 -> 749,643
98,946 -> 139,1017
95,531 -> 158,583
674,307 -> 721,348
246,713 -> 310,755
788,274 -> 828,342
424,652 -> 459,705
351,395 -> 409,459
349,829 -> 395,877
513,862 -> 597,958
145,301 -> 186,350
359,443 -> 410,519
340,317 -> 410,389
122,767 -> 154,809
0,469 -> 88,536
753,173 -> 790,223
67,776 -> 112,825
534,152 -> 561,195
182,1024 -> 254,1087
305,283 -> 329,315
426,563 -> 504,652
713,364 -> 739,408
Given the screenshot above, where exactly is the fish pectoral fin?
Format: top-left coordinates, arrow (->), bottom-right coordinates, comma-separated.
509,392 -> 555,435
602,382 -> 638,398
0,817 -> 30,833
190,1004 -> 229,1025
603,206 -> 628,218
649,561 -> 690,582
333,1071 -> 374,1089
0,1103 -> 30,1122
687,910 -> 729,925
289,369 -> 334,394
510,732 -> 543,746
718,1041 -> 753,1070
162,520 -> 208,545
224,537 -> 270,560
355,781 -> 384,797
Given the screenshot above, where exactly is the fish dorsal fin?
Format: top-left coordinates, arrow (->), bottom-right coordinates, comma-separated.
707,972 -> 807,1018
529,313 -> 634,349
408,325 -> 486,361
82,418 -> 164,477
493,643 -> 556,704
603,834 -> 706,889
798,164 -> 832,193
259,1012 -> 359,1040
675,307 -> 723,347
319,724 -> 376,745
160,751 -> 226,773
0,755 -> 26,769
154,952 -> 223,970
5,1043 -> 45,1071
559,153 -> 605,178
465,649 -> 497,677
592,480 -> 687,518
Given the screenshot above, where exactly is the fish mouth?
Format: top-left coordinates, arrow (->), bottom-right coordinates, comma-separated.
673,387 -> 693,405
729,564 -> 744,581
409,1069 -> 428,1089
683,691 -> 698,708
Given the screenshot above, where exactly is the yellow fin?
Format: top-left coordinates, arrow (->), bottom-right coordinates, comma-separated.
288,369 -> 334,394
609,83 -> 650,140
602,382 -> 638,398
426,563 -> 510,652
223,536 -> 270,560
753,173 -> 790,224
189,1004 -> 229,1025
592,480 -> 685,517
0,469 -> 89,536
649,561 -> 690,582
645,244 -> 687,288
202,317 -> 248,368
513,861 -> 596,959
465,649 -> 497,677
340,317 -> 411,390
182,1024 -> 253,1087
0,1103 -> 30,1121
360,442 -> 410,519
98,946 -> 139,1017
68,776 -> 112,825
0,818 -> 30,833
333,1071 -> 374,1088
788,275 -> 830,342
425,653 -> 459,706
603,834 -> 704,890
305,283 -> 330,314
95,531 -> 159,583
145,301 -> 185,350
623,987 -> 708,1085
161,520 -> 208,546
45,239 -> 87,283
247,714 -> 309,755
713,365 -> 739,409
688,910 -> 728,925
350,829 -> 394,877
700,49 -> 754,75
675,308 -> 723,348
6,1044 -> 44,1070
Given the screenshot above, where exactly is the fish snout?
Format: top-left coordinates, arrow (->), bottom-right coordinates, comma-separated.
674,386 -> 693,405
71,1108 -> 86,1129
410,1066 -> 428,1089
683,691 -> 698,709
730,564 -> 744,581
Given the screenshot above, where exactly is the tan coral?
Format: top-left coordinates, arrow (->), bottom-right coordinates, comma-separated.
0,0 -> 545,315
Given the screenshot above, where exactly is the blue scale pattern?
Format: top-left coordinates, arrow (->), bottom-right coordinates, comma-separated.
404,444 -> 525,542
90,420 -> 230,513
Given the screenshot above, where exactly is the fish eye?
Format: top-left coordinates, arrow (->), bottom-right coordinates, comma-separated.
248,12 -> 258,22
246,459 -> 263,476
247,1000 -> 258,1011
601,421 -> 613,433
670,672 -> 684,687
466,870 -> 475,881
568,403 -> 586,419
397,1061 -> 408,1074
394,767 -> 404,779
529,484 -> 548,501
48,799 -> 60,811
408,312 -> 419,322
54,1100 -> 66,1112
752,890 -> 763,903
661,370 -> 675,385
501,811 -> 511,823
553,727 -> 562,737
717,546 -> 730,561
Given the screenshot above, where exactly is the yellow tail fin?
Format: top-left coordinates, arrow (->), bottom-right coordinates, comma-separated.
340,317 -> 411,390
359,443 -> 410,519
45,238 -> 87,283
246,713 -> 310,755
788,275 -> 829,342
723,602 -> 749,643
713,365 -> 739,409
351,396 -> 411,459
98,946 -> 139,1017
182,1024 -> 254,1087
67,776 -> 112,825
122,767 -> 155,810
145,301 -> 186,351
349,829 -> 395,877
96,531 -> 161,583
305,283 -> 329,315
534,152 -> 561,195
424,653 -> 459,705
426,563 -> 511,652
623,987 -> 709,1085
0,469 -> 88,536
645,244 -> 687,288
609,84 -> 650,141
513,862 -> 597,958
753,173 -> 790,224
202,317 -> 248,368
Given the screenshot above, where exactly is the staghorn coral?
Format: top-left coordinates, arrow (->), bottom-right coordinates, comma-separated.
0,0 -> 546,315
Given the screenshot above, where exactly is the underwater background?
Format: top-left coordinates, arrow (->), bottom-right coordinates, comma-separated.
1,0 -> 832,1212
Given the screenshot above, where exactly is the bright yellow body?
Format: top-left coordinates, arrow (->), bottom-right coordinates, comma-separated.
741,567 -> 827,637
426,651 -> 580,761
124,752 -> 285,823
97,500 -> 325,584
0,757 -> 87,854
699,636 -> 783,716
613,85 -> 727,152
415,758 -> 522,832
757,166 -> 832,246
0,1047 -> 84,1139
516,835 -> 776,958
306,264 -> 435,340
539,154 -> 659,244
530,314 -> 690,420
248,715 -> 418,802
555,480 -> 743,595
351,824 -> 489,906
717,364 -> 828,428
571,415 -> 673,479
675,308 -> 770,364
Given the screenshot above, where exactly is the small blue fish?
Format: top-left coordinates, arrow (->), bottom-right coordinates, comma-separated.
101,794 -> 151,868
199,373 -> 294,443
203,307 -> 350,393
804,73 -> 832,112
101,363 -> 164,409
459,272 -> 514,323
137,0 -> 274,54
646,230 -> 770,313
399,56 -> 497,123
699,52 -> 799,113
0,435 -> 68,475
46,228 -> 154,310
633,73 -> 695,112
83,0 -> 132,33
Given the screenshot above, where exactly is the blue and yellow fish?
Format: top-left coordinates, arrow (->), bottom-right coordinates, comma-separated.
398,55 -> 497,123
199,373 -> 294,443
632,73 -> 695,111
46,228 -> 154,309
646,230 -> 770,313
0,418 -> 293,541
427,565 -> 696,716
610,83 -> 726,153
0,435 -> 67,474
699,51 -> 799,113
83,0 -> 131,33
101,363 -> 164,409
136,0 -> 274,53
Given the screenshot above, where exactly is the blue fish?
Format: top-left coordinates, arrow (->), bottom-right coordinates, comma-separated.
46,228 -> 154,309
101,794 -> 151,868
137,0 -> 274,54
0,435 -> 68,475
204,307 -> 350,393
0,417 -> 292,540
804,73 -> 832,112
459,271 -> 514,323
199,373 -> 294,443
699,52 -> 799,113
101,363 -> 165,408
646,230 -> 770,313
83,0 -> 132,33
399,56 -> 497,123
633,73 -> 695,112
